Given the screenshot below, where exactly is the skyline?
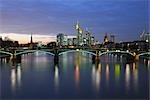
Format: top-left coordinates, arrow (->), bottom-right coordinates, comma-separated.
0,0 -> 149,43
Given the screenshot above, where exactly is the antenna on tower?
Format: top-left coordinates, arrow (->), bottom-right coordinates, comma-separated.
140,30 -> 145,38
86,27 -> 88,32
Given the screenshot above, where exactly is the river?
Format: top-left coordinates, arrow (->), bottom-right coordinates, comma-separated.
1,52 -> 149,99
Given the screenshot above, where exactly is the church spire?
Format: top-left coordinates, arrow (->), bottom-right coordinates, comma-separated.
30,34 -> 33,44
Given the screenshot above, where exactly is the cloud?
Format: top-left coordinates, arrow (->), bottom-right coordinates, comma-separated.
0,33 -> 56,44
0,0 -> 148,42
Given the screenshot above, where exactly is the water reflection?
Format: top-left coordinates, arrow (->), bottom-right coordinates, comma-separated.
92,63 -> 101,91
125,64 -> 130,92
105,64 -> 109,86
115,64 -> 120,80
132,62 -> 138,92
75,65 -> 80,89
11,64 -> 22,91
148,60 -> 150,69
11,69 -> 16,90
75,52 -> 81,90
54,65 -> 59,92
1,53 -> 149,99
144,59 -> 150,68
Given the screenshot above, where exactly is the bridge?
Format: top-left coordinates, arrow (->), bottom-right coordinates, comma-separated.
0,48 -> 150,63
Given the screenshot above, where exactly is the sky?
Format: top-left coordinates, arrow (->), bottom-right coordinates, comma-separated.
0,0 -> 149,44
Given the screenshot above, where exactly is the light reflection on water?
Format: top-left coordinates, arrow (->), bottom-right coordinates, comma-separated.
132,62 -> 138,92
125,64 -> 130,92
11,64 -> 22,92
54,65 -> 59,92
92,64 -> 101,91
115,63 -> 120,81
105,64 -> 109,86
75,65 -> 80,89
1,52 -> 149,99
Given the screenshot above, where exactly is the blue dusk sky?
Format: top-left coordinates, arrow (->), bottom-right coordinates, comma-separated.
0,0 -> 149,43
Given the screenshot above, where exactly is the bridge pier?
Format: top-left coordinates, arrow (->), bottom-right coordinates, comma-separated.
10,54 -> 17,61
10,53 -> 21,63
92,50 -> 100,64
134,55 -> 139,61
54,49 -> 59,65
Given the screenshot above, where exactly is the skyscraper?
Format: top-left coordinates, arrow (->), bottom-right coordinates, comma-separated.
73,38 -> 77,46
85,28 -> 91,46
104,33 -> 109,43
110,35 -> 115,43
76,21 -> 83,46
57,33 -> 68,47
67,38 -> 73,46
90,36 -> 95,45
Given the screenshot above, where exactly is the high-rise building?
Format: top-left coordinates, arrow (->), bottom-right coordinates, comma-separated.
83,37 -> 86,45
63,35 -> 68,46
104,33 -> 109,43
73,38 -> 77,46
57,33 -> 68,46
90,36 -> 95,45
78,29 -> 82,46
85,28 -> 91,46
76,21 -> 83,46
67,38 -> 73,46
110,35 -> 115,43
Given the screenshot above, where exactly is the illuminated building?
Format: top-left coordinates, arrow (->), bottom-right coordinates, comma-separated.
110,35 -> 115,43
83,37 -> 86,45
57,33 -> 68,47
63,35 -> 68,46
90,36 -> 95,45
67,38 -> 73,46
76,21 -> 83,46
85,28 -> 91,46
37,41 -> 42,48
104,33 -> 109,43
73,38 -> 78,46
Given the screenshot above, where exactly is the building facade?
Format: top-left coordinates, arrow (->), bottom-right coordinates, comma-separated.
85,29 -> 91,46
90,36 -> 95,45
57,33 -> 68,47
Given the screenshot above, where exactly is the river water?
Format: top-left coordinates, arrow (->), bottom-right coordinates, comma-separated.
1,52 -> 149,99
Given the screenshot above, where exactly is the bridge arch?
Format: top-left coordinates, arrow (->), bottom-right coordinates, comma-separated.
99,51 -> 134,57
58,50 -> 97,56
138,52 -> 150,57
16,50 -> 55,56
0,50 -> 12,55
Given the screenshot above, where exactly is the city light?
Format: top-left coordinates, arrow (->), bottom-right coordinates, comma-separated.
0,0 -> 149,99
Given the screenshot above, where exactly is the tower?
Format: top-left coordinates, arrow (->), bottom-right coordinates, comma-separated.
30,34 -> 33,44
75,21 -> 83,46
29,34 -> 33,49
110,35 -> 115,43
104,33 -> 109,43
85,27 -> 91,46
